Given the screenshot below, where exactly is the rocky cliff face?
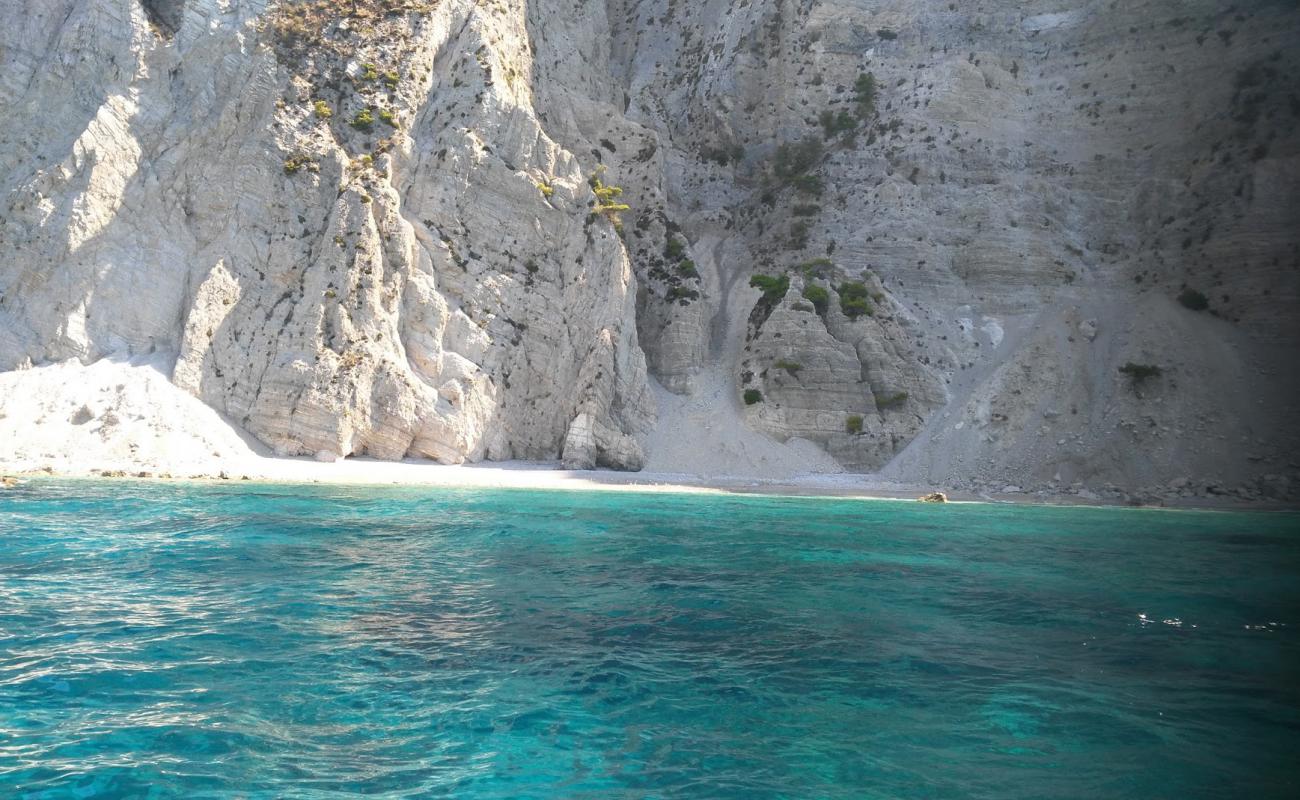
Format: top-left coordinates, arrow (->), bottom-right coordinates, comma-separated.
2,0 -> 1298,498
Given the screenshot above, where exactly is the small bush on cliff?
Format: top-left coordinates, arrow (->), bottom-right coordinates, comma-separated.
773,136 -> 824,182
750,274 -> 790,304
667,286 -> 700,303
313,99 -> 333,119
854,72 -> 877,118
774,359 -> 802,375
876,391 -> 908,410
838,281 -> 873,318
820,109 -> 857,139
799,257 -> 834,277
1119,362 -> 1162,383
802,284 -> 829,314
589,167 -> 630,220
846,414 -> 864,434
1178,288 -> 1209,311
351,108 -> 375,131
743,389 -> 764,405
283,153 -> 316,175
791,174 -> 824,196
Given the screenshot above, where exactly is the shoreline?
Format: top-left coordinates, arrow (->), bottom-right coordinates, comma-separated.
4,457 -> 1295,511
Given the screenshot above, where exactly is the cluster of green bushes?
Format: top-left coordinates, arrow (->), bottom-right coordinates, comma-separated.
820,109 -> 857,140
269,1 -> 413,61
667,286 -> 701,303
283,153 -> 317,175
838,281 -> 873,318
773,136 -> 825,186
653,231 -> 701,304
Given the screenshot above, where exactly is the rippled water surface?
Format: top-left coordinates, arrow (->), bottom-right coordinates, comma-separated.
2,481 -> 1298,798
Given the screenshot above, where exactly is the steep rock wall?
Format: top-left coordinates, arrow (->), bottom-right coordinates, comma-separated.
1,0 -> 1297,497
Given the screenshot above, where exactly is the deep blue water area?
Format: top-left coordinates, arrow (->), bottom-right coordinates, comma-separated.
1,480 -> 1298,798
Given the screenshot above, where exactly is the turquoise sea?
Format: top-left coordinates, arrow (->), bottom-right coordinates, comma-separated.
1,481 -> 1297,798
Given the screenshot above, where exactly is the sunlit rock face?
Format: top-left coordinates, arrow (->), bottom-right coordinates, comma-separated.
1,0 -> 1297,491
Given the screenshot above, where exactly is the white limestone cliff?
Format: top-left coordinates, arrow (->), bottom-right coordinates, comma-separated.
1,0 -> 1297,501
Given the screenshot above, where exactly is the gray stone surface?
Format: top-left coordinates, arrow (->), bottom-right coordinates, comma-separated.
1,0 -> 1297,494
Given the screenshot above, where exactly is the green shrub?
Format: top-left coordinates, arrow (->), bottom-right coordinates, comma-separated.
743,389 -> 764,405
676,259 -> 699,279
590,168 -> 630,217
383,70 -> 400,89
788,221 -> 810,249
665,236 -> 685,260
802,284 -> 829,314
798,257 -> 834,276
1178,288 -> 1209,311
820,109 -> 857,139
667,286 -> 700,303
702,144 -> 745,166
360,62 -> 379,81
876,391 -> 908,409
854,72 -> 877,118
1119,362 -> 1162,382
876,29 -> 898,41
792,174 -> 824,195
536,181 -> 554,198
846,414 -> 864,434
351,108 -> 375,131
378,108 -> 398,127
313,99 -> 332,119
750,274 -> 790,303
838,281 -> 873,318
774,359 -> 802,375
773,136 -> 824,181
283,153 -> 315,174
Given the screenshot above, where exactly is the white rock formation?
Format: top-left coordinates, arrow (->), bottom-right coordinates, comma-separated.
1,0 -> 1297,497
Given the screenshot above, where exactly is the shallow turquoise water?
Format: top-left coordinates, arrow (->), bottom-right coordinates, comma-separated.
1,482 -> 1298,798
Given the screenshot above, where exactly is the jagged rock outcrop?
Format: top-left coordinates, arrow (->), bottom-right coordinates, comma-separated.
1,0 -> 1298,496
